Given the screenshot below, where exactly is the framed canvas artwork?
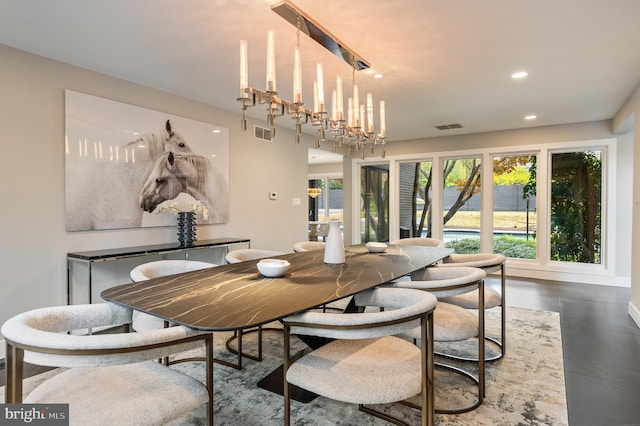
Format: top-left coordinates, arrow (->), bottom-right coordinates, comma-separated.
65,90 -> 229,231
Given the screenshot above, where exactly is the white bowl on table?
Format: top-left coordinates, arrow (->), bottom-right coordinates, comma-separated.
257,259 -> 290,277
366,242 -> 388,253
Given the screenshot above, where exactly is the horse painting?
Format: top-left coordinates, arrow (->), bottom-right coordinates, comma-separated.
139,151 -> 229,223
65,120 -> 195,231
124,120 -> 191,159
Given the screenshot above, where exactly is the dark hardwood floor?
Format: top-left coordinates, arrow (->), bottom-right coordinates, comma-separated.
2,277 -> 640,425
486,276 -> 640,426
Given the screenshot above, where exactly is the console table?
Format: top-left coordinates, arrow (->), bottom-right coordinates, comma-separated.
67,237 -> 250,305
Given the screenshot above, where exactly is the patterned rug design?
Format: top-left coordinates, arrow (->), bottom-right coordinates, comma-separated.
1,306 -> 567,425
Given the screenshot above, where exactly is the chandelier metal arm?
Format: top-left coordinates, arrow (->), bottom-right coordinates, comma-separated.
238,86 -> 386,157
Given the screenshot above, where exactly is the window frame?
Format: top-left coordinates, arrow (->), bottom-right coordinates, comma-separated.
350,137 -> 618,283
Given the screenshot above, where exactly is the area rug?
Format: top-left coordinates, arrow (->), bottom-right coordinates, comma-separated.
1,306 -> 567,425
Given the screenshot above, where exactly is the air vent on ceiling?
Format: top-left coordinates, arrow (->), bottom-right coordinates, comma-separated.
253,125 -> 273,142
435,123 -> 464,130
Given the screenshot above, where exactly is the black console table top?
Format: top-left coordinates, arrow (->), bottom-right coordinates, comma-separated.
67,238 -> 251,261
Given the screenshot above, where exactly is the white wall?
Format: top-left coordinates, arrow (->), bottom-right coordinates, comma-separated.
613,80 -> 640,327
0,45 -> 316,335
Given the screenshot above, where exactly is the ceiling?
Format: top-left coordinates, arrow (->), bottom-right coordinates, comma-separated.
2,0 -> 640,162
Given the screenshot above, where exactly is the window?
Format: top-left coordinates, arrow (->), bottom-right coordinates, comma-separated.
550,150 -> 602,264
492,154 -> 537,259
310,178 -> 343,222
443,157 -> 482,253
327,178 -> 344,221
398,161 -> 433,238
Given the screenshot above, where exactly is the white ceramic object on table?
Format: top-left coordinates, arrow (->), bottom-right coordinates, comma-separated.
257,259 -> 290,277
324,220 -> 346,264
366,242 -> 388,253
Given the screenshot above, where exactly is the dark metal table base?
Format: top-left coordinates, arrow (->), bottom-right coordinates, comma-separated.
257,364 -> 319,403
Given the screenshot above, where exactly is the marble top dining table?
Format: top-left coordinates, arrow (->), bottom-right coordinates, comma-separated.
101,244 -> 453,331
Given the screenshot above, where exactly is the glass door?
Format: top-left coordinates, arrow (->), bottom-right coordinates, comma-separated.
361,165 -> 389,243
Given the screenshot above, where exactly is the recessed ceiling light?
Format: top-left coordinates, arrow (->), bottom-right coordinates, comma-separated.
512,71 -> 529,79
212,129 -> 221,133
525,114 -> 537,120
374,73 -> 384,79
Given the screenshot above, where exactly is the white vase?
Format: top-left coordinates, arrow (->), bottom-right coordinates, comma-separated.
324,220 -> 345,264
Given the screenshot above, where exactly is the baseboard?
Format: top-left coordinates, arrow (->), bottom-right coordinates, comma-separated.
629,301 -> 640,329
504,264 -> 631,287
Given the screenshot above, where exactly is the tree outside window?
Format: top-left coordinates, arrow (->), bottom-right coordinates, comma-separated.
550,151 -> 602,263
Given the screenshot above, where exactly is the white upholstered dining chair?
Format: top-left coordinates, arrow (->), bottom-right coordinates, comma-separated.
292,241 -> 326,252
224,248 -> 286,263
129,259 -> 217,332
129,259 -> 217,282
388,266 -> 487,413
438,252 -> 507,361
391,237 -> 447,248
1,302 -> 213,426
283,287 -> 438,426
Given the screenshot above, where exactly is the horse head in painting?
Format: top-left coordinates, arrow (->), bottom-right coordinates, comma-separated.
139,151 -> 229,223
65,120 -> 196,231
124,119 -> 192,160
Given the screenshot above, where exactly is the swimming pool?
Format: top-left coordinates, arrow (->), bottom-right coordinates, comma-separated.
425,229 -> 535,241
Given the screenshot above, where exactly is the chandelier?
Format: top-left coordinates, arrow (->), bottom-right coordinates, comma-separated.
237,0 -> 387,159
307,187 -> 322,198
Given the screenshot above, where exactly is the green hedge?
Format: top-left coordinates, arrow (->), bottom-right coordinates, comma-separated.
445,236 -> 536,259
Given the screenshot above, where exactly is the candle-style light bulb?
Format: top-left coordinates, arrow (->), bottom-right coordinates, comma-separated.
347,97 -> 353,127
331,90 -> 337,121
316,62 -> 324,112
366,93 -> 374,133
293,46 -> 302,103
336,76 -> 343,121
240,40 -> 248,98
313,81 -> 319,113
266,31 -> 276,92
379,100 -> 386,138
359,105 -> 366,133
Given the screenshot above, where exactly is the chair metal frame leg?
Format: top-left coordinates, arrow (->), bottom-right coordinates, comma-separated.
204,333 -> 214,426
165,328 -> 247,371
222,325 -> 284,370
482,262 -> 506,361
436,263 -> 505,363
4,342 -> 24,403
435,279 -> 485,413
284,324 -> 292,426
